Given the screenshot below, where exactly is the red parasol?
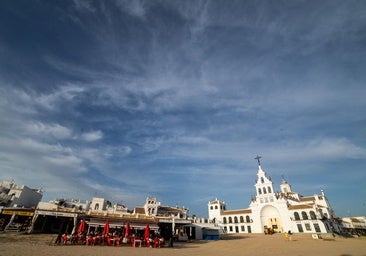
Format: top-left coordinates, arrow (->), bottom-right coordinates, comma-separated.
77,219 -> 87,233
124,222 -> 131,237
143,224 -> 150,242
103,219 -> 110,235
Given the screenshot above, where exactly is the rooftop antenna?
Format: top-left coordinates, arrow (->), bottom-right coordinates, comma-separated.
254,155 -> 262,166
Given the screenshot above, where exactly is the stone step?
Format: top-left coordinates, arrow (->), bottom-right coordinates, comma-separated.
5,225 -> 20,232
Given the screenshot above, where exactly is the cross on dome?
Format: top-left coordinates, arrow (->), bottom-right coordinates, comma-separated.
254,155 -> 262,166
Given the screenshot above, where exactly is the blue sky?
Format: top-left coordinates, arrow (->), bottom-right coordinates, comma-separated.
0,0 -> 365,218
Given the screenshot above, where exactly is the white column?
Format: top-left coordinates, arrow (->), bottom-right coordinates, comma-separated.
71,216 -> 78,234
172,214 -> 175,234
28,213 -> 39,234
5,211 -> 16,231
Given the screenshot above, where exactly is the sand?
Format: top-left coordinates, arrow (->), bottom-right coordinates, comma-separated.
0,233 -> 365,256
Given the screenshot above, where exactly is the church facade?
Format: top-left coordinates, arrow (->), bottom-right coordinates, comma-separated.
208,157 -> 342,234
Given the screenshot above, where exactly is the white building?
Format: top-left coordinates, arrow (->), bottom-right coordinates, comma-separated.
139,196 -> 189,219
208,158 -> 342,234
88,197 -> 128,215
37,198 -> 91,211
0,180 -> 42,208
341,216 -> 366,235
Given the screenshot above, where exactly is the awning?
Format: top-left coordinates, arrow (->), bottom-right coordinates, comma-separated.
130,223 -> 159,231
87,221 -> 124,228
1,209 -> 34,216
87,221 -> 159,230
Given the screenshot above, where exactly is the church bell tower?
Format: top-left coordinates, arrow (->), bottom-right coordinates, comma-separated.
254,156 -> 275,203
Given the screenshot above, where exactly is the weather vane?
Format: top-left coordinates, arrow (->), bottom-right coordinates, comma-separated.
254,155 -> 262,166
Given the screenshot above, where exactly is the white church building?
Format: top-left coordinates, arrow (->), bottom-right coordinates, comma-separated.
208,157 -> 342,234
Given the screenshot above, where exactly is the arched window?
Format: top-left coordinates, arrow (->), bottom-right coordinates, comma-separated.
223,217 -> 227,224
301,211 -> 308,220
229,217 -> 233,223
215,205 -> 218,209
294,212 -> 300,220
94,203 -> 99,210
263,187 -> 267,194
261,177 -> 264,183
210,206 -> 213,210
310,211 -> 316,220
246,216 -> 251,223
258,188 -> 262,194
240,216 -> 244,223
268,186 -> 272,193
234,216 -> 238,223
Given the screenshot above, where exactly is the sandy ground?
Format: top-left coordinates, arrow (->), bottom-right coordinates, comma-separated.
0,233 -> 365,256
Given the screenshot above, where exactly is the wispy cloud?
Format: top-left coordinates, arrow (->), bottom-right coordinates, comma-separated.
81,130 -> 103,142
36,85 -> 85,110
0,0 -> 365,217
115,0 -> 148,18
72,0 -> 96,13
25,122 -> 73,140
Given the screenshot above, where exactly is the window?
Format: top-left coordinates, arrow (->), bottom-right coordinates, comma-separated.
261,177 -> 264,183
229,217 -> 233,223
247,226 -> 252,233
240,216 -> 244,223
319,209 -> 323,216
94,203 -> 99,210
241,226 -> 245,232
246,216 -> 250,223
310,211 -> 316,220
305,223 -> 311,231
215,205 -> 218,209
229,226 -> 233,232
234,216 -> 238,223
258,188 -> 262,194
223,217 -> 227,224
324,223 -> 330,231
268,186 -> 272,193
313,223 -> 321,232
210,206 -> 213,210
297,224 -> 304,232
294,212 -> 300,220
301,211 -> 308,220
263,187 -> 267,194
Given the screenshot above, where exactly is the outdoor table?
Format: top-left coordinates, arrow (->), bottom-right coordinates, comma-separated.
133,239 -> 142,247
109,237 -> 117,246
